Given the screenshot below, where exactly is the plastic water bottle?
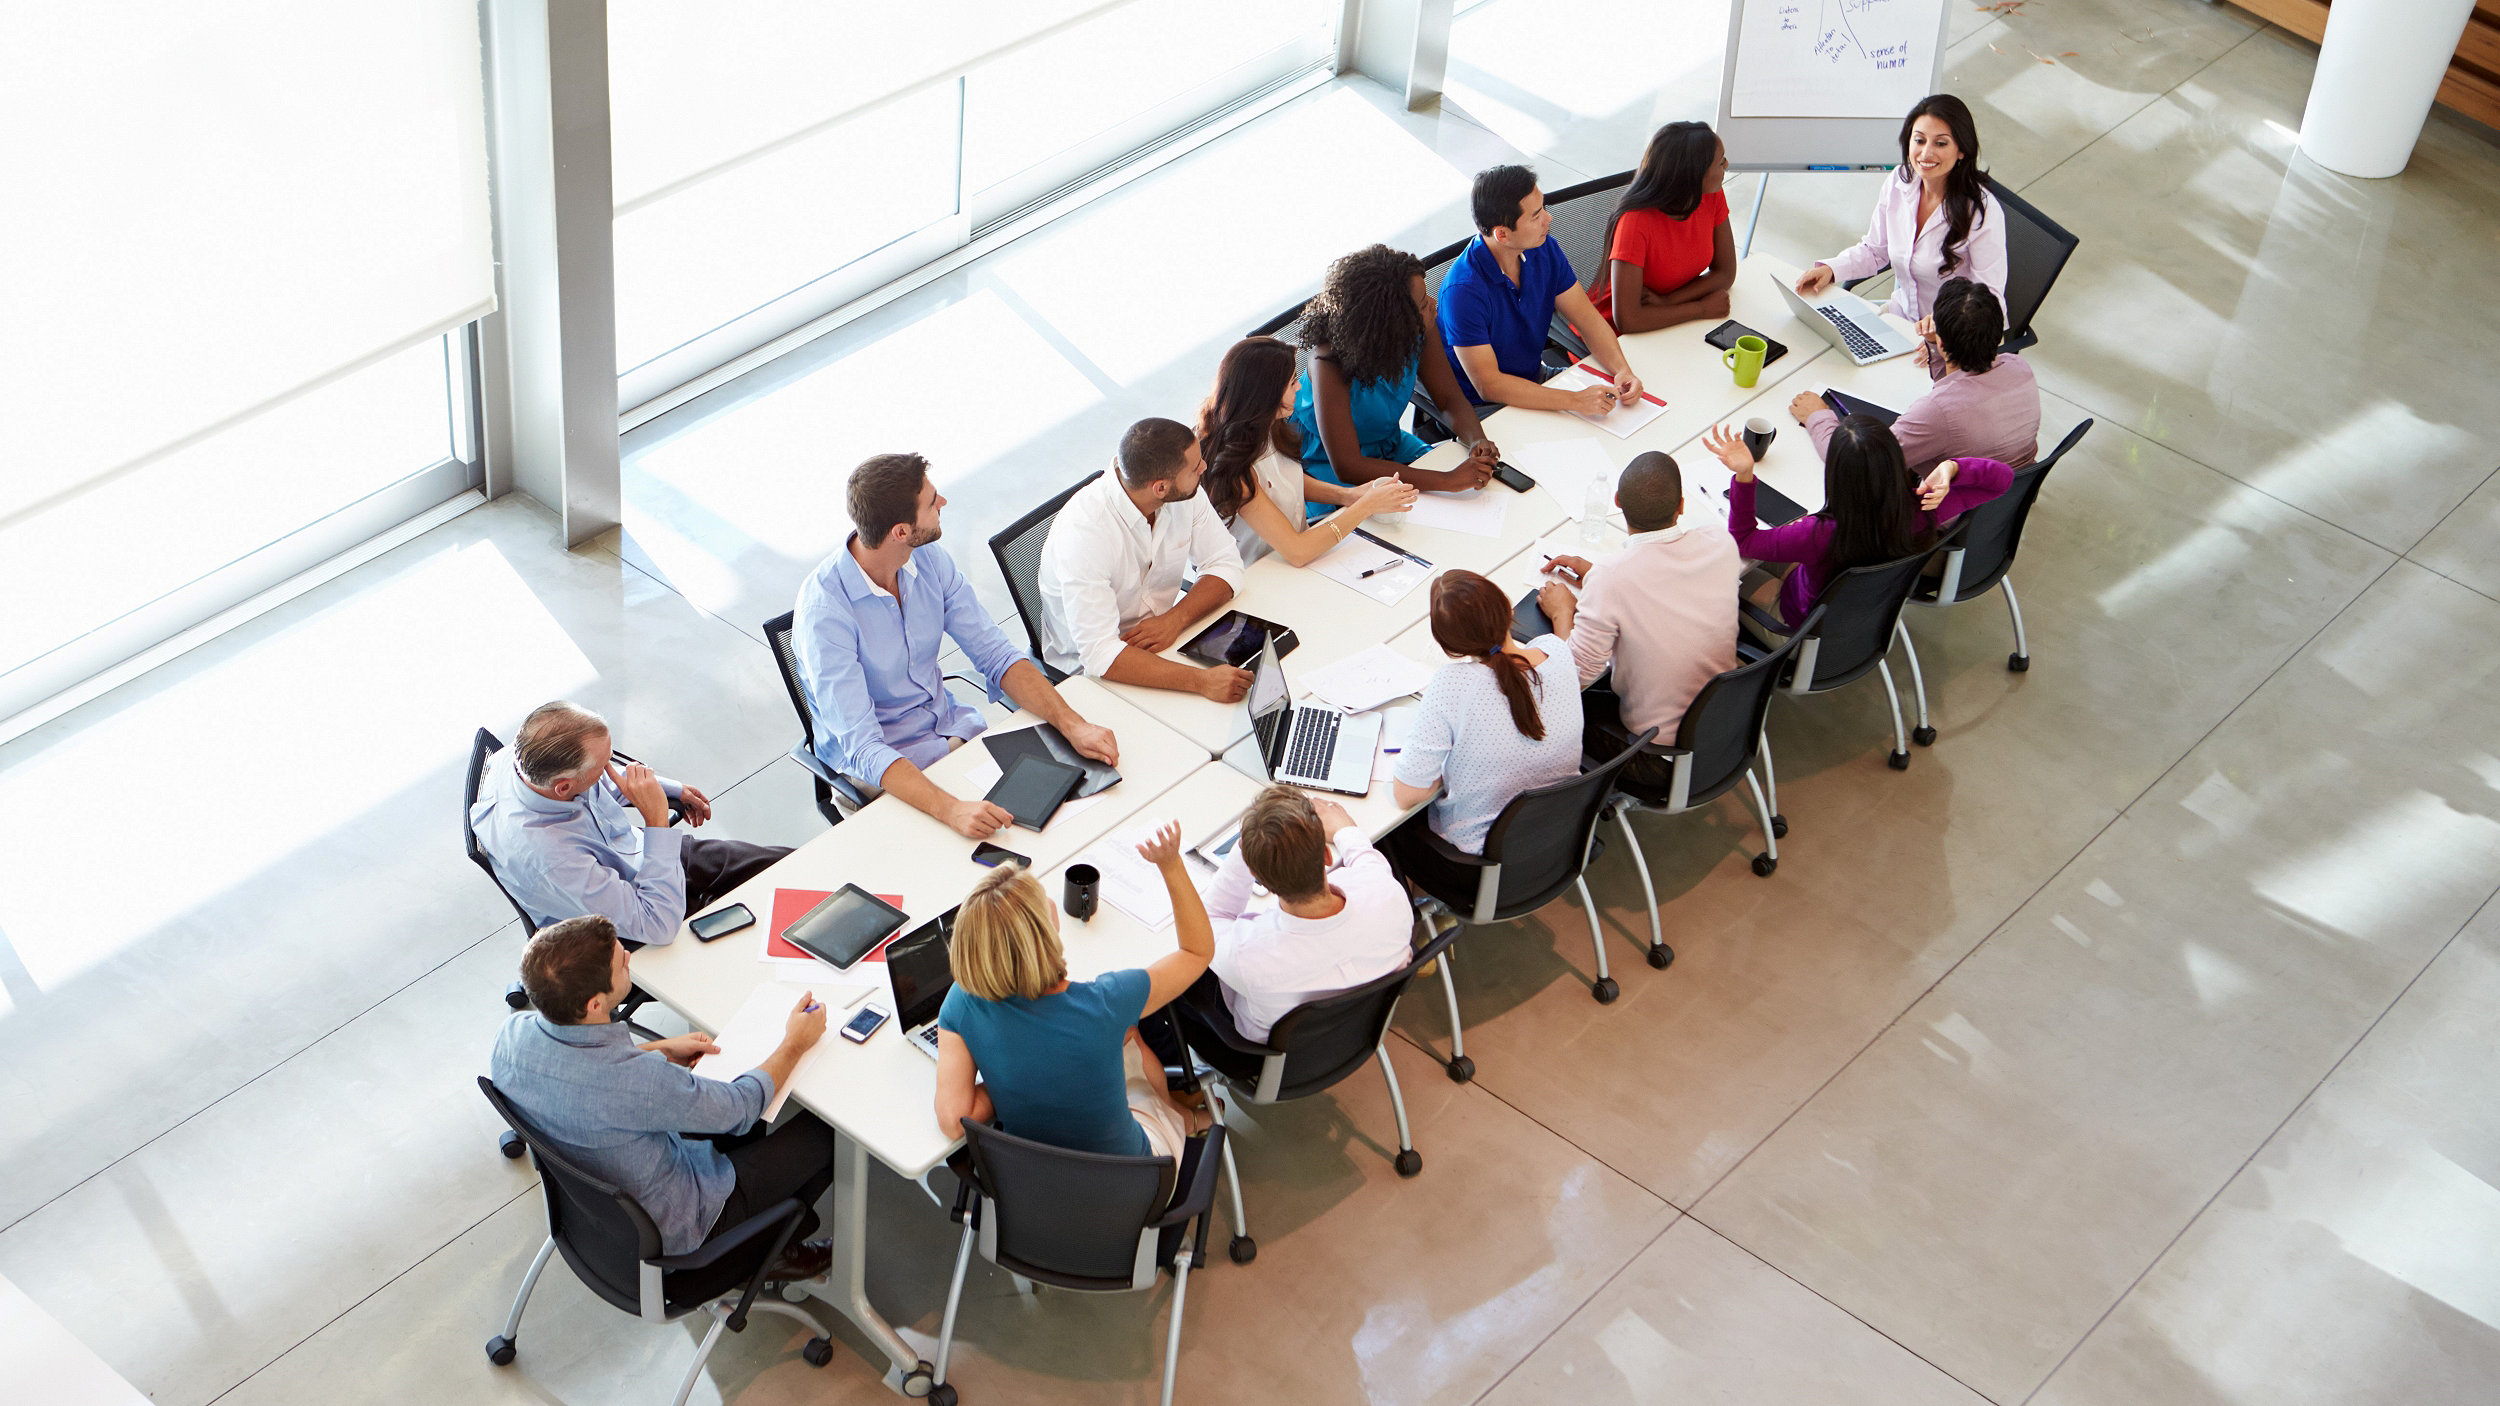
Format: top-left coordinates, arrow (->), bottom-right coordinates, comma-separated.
1581,476 -> 1610,544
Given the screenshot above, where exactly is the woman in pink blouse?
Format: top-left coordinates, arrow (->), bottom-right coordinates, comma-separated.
1793,94 -> 2007,323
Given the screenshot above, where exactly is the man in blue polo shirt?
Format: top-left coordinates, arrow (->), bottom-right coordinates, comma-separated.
793,453 -> 1119,839
1438,165 -> 1645,414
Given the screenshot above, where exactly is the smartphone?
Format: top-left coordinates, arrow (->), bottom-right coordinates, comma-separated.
1489,460 -> 1534,493
839,1004 -> 890,1044
688,903 -> 755,942
970,841 -> 1031,869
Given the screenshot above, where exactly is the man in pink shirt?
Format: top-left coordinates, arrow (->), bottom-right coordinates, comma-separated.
1793,276 -> 2041,476
1536,452 -> 1741,787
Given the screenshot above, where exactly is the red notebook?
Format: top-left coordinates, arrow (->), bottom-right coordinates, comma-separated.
765,888 -> 907,964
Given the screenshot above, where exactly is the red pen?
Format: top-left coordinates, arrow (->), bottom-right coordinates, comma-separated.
1575,361 -> 1665,406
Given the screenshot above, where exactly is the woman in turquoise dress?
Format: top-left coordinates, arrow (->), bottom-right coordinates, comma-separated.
1287,245 -> 1503,519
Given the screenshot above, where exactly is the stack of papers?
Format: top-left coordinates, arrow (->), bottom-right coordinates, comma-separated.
1309,534 -> 1429,605
1076,823 -> 1209,930
694,980 -> 870,1117
1299,644 -> 1435,712
1401,487 -> 1507,537
1549,363 -> 1670,438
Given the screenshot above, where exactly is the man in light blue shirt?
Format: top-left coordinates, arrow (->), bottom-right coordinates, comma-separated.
794,453 -> 1119,839
470,701 -> 790,947
489,915 -> 834,1262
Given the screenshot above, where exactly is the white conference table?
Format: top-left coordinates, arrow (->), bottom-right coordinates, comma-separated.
625,676 -> 1204,1392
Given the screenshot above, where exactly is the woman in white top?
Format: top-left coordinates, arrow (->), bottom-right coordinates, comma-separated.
1389,570 -> 1584,865
1793,93 -> 2007,324
1197,336 -> 1416,566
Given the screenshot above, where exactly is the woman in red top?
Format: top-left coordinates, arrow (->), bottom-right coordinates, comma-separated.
1592,122 -> 1737,333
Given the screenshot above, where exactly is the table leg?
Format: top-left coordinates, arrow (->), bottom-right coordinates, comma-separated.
803,1127 -> 930,1394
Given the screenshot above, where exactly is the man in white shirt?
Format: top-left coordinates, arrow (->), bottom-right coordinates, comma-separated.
1536,451 -> 1740,788
1038,417 -> 1252,702
1200,787 -> 1415,1044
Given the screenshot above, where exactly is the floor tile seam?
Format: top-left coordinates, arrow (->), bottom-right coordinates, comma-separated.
198,1183 -> 542,1406
2011,885 -> 2499,1406
1677,1204 -> 2006,1405
610,544 -> 778,650
2402,557 -> 2500,609
0,919 -> 520,1240
1383,1023 -> 1689,1213
1459,1211 -> 1685,1406
2398,459 -> 2500,606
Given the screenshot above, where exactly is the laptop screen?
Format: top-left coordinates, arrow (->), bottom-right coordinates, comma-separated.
1247,638 -> 1291,771
885,908 -> 958,1030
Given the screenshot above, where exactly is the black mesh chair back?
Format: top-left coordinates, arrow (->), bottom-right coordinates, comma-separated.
1543,171 -> 1635,294
1418,234 -> 1471,303
1248,297 -> 1310,339
1617,630 -> 1803,814
1922,420 -> 2086,606
961,1120 -> 1178,1290
761,611 -> 851,826
480,1077 -> 664,1313
1473,725 -> 1655,919
464,727 -> 541,937
988,471 -> 1101,683
1789,534 -> 1959,693
1981,173 -> 2078,354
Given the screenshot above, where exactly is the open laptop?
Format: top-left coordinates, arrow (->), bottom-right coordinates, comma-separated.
1773,272 -> 1919,365
1244,636 -> 1382,796
884,906 -> 959,1061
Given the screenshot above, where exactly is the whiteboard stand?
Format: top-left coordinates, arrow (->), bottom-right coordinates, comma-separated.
1743,172 -> 1770,257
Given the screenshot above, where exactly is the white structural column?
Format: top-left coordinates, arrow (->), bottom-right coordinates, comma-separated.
1339,0 -> 1455,112
2297,0 -> 2479,178
480,0 -> 621,546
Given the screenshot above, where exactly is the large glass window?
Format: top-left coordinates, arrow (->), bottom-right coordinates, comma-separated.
607,0 -> 1336,412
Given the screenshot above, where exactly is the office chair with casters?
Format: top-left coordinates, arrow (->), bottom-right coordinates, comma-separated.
1909,420 -> 2090,672
1394,727 -> 1657,1031
988,470 -> 1103,685
759,611 -> 870,827
1594,636 -> 1800,963
1165,924 -> 1458,1263
476,1078 -> 838,1406
1537,170 -> 1636,361
1406,235 -> 1477,442
1744,525 -> 1966,769
932,1120 -> 1229,1406
1980,173 -> 2079,355
1247,296 -> 1310,339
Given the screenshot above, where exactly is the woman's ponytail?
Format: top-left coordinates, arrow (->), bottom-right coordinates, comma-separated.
1428,571 -> 1546,741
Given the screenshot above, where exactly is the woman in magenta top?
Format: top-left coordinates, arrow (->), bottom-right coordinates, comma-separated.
1590,121 -> 1736,332
1705,416 -> 2012,630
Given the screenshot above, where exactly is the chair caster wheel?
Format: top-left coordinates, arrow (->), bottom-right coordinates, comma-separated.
504,984 -> 530,1011
498,1130 -> 525,1160
1912,725 -> 1936,746
1646,944 -> 1673,969
781,1280 -> 810,1302
1887,750 -> 1909,770
1447,1055 -> 1475,1083
1394,1148 -> 1423,1178
1752,853 -> 1777,877
2008,653 -> 2029,672
901,1364 -> 936,1398
1230,1235 -> 1257,1264
801,1338 -> 834,1368
1770,815 -> 1788,838
929,1387 -> 958,1406
485,1335 -> 517,1366
1592,977 -> 1619,1004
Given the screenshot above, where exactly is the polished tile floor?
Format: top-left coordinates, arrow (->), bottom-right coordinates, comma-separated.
6,3 -> 2499,1403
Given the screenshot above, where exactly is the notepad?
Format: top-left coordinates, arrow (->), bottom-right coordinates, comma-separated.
1300,643 -> 1435,712
694,980 -> 865,1119
1400,487 -> 1508,537
1310,534 -> 1428,605
1549,363 -> 1669,438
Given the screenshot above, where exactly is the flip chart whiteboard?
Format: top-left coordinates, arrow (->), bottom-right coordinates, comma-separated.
1716,0 -> 1950,170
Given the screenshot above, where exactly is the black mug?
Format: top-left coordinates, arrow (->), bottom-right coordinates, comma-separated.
1063,863 -> 1099,921
1742,415 -> 1777,461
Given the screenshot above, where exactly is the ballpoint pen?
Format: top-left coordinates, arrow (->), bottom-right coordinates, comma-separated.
1352,527 -> 1430,567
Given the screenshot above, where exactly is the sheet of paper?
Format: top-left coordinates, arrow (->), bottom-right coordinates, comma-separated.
694,979 -> 869,1118
1507,438 -> 1618,517
1078,823 -> 1208,931
1549,364 -> 1670,438
1401,486 -> 1507,538
1373,701 -> 1422,782
1310,534 -> 1428,605
1298,643 -> 1436,712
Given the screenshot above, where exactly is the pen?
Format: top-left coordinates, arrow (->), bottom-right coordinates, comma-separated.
1352,527 -> 1431,567
1359,565 -> 1389,579
1573,361 -> 1666,406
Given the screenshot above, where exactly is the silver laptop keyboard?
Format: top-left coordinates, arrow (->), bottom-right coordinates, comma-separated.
912,1025 -> 941,1054
1817,305 -> 1887,359
1285,707 -> 1340,777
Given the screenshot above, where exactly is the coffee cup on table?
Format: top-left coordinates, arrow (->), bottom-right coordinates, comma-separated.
1722,334 -> 1767,388
1063,863 -> 1099,922
1742,416 -> 1777,461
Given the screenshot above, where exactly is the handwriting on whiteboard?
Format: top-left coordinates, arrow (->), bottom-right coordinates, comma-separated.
1729,0 -> 1943,119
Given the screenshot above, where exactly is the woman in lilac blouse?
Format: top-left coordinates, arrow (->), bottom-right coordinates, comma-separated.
1709,417 -> 2012,631
1793,94 -> 2007,323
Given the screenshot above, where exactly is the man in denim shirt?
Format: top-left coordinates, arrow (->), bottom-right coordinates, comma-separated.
490,915 -> 833,1264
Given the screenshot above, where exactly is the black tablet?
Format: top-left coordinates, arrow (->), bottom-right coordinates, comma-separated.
1179,610 -> 1298,668
780,884 -> 910,970
986,753 -> 1085,832
1822,388 -> 1899,426
984,722 -> 1119,798
1512,588 -> 1555,643
1705,319 -> 1790,367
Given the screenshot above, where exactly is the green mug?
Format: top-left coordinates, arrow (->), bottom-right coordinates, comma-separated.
1722,334 -> 1768,389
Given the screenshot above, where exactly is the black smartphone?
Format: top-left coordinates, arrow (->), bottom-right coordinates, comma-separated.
688,903 -> 755,942
1489,460 -> 1534,492
839,1004 -> 890,1044
971,841 -> 1031,869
